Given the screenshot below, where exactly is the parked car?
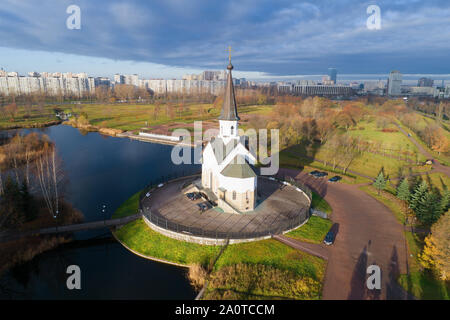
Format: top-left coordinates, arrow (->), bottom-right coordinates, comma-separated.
311,171 -> 328,178
324,231 -> 335,245
186,192 -> 201,201
328,176 -> 342,183
309,170 -> 321,176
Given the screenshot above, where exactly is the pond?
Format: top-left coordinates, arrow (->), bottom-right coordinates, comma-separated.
0,125 -> 200,299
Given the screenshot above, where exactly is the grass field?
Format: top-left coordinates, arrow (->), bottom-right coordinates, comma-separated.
311,192 -> 332,215
422,172 -> 450,192
286,216 -> 333,244
206,239 -> 327,299
112,190 -> 327,299
0,104 -> 59,129
280,146 -> 427,182
0,102 -> 273,131
114,219 -> 221,266
347,119 -> 424,160
279,151 -> 371,184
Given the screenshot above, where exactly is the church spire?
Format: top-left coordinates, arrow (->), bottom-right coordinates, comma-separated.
218,47 -> 240,121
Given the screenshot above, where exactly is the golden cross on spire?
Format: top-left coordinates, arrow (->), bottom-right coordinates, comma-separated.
227,46 -> 232,63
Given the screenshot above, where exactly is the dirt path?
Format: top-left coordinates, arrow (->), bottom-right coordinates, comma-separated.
273,234 -> 329,260
396,124 -> 450,177
279,168 -> 413,300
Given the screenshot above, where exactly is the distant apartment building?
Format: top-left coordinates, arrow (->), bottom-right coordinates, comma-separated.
296,80 -> 316,86
408,86 -> 437,97
277,83 -> 293,93
140,79 -> 226,95
387,70 -> 402,96
445,85 -> 450,98
0,71 -> 95,96
292,84 -> 353,96
123,74 -> 139,87
328,68 -> 337,84
95,77 -> 111,87
418,77 -> 434,87
183,70 -> 227,81
114,74 -> 125,84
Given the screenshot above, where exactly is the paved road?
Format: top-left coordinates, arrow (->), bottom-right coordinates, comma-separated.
279,168 -> 412,300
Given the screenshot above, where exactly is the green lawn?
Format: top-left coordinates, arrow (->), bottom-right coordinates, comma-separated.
0,104 -> 59,129
347,119 -> 423,160
215,239 -> 325,280
112,191 -> 141,218
279,151 -> 370,185
206,239 -> 327,299
398,272 -> 449,300
282,142 -> 429,181
423,172 -> 450,192
286,216 -> 333,244
0,102 -> 273,132
114,219 -> 221,267
311,192 -> 332,215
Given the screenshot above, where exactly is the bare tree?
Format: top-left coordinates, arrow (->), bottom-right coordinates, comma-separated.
35,143 -> 63,217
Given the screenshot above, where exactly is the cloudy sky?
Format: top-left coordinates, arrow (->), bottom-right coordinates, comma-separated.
0,0 -> 449,79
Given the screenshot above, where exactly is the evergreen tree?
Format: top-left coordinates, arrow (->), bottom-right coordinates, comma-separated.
409,180 -> 429,212
439,189 -> 450,213
415,191 -> 442,225
396,178 -> 410,201
373,171 -> 387,195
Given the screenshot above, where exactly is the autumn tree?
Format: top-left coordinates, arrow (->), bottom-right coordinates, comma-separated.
5,103 -> 18,121
335,111 -> 355,130
316,119 -> 335,144
419,212 -> 450,280
95,85 -> 112,103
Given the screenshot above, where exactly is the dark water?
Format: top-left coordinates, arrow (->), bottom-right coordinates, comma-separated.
0,125 -> 200,299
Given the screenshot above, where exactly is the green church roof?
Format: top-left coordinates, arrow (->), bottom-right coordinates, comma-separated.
220,155 -> 257,179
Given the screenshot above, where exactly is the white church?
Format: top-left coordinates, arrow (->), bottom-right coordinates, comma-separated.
201,58 -> 258,213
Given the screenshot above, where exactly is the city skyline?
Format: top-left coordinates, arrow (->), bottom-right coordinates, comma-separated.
1,0 -> 450,79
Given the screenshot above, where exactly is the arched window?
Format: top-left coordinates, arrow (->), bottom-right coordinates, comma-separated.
230,126 -> 234,135
232,191 -> 236,200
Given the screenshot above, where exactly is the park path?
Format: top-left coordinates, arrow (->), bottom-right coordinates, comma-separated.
396,124 -> 450,177
272,234 -> 329,260
279,168 -> 412,300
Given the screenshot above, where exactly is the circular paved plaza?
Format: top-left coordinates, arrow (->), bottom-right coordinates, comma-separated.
141,176 -> 311,244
